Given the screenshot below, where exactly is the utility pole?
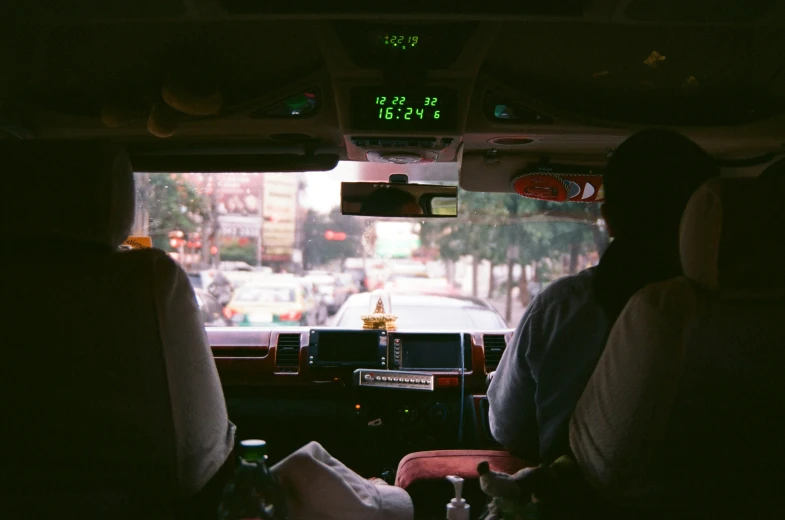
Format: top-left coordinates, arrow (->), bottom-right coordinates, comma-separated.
257,183 -> 264,267
504,197 -> 519,324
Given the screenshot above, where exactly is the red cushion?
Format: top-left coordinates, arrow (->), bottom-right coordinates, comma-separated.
395,450 -> 529,489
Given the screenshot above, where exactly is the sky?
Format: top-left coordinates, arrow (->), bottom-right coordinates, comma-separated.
300,162 -> 359,213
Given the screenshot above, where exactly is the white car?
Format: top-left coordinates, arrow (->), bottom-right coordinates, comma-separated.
331,293 -> 508,330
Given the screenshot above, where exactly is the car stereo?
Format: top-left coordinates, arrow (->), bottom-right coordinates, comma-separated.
308,329 -> 388,368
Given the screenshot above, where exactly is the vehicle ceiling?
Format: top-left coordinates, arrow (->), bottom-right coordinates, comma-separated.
2,0 -> 784,191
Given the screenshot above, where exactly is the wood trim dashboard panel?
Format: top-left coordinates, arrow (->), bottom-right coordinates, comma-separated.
208,328 -> 514,391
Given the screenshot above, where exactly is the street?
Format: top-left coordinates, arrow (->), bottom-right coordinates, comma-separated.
488,295 -> 527,329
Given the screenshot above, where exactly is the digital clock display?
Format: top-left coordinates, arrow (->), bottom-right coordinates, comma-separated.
382,34 -> 419,50
351,87 -> 457,131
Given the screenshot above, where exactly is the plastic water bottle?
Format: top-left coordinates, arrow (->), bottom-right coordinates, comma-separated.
218,439 -> 288,520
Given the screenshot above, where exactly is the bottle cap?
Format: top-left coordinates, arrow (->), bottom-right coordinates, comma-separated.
240,439 -> 268,462
446,475 -> 469,520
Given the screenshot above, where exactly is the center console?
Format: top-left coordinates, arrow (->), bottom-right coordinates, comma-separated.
308,329 -> 471,373
354,369 -> 435,390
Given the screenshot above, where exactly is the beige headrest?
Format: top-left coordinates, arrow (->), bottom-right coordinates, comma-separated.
2,141 -> 134,249
680,177 -> 785,297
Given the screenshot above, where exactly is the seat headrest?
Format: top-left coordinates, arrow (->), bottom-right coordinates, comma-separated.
680,177 -> 785,297
1,141 -> 134,249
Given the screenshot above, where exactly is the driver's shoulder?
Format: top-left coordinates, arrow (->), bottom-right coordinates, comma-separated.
533,267 -> 598,309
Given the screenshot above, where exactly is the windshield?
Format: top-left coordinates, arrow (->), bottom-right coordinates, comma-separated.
133,163 -> 606,328
334,305 -> 506,330
234,286 -> 296,303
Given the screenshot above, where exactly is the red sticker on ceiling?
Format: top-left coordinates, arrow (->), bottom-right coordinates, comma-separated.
511,173 -> 604,203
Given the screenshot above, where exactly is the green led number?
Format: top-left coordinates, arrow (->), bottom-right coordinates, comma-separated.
404,107 -> 413,120
434,110 -> 440,119
385,35 -> 418,49
424,97 -> 430,106
385,107 -> 394,120
415,108 -> 424,119
424,97 -> 438,107
376,96 -> 386,105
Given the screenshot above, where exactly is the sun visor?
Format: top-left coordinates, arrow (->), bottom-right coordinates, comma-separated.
511,164 -> 604,203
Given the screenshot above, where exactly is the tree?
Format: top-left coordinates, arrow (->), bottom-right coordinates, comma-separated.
141,173 -> 206,250
220,240 -> 257,264
419,188 -> 606,320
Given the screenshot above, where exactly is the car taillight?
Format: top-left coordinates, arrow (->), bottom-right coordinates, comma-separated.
223,307 -> 237,320
277,310 -> 302,322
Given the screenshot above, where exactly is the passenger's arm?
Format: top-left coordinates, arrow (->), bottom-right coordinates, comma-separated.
153,253 -> 236,496
487,300 -> 543,463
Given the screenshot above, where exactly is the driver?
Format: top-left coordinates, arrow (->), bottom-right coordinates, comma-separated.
487,128 -> 719,463
361,187 -> 424,216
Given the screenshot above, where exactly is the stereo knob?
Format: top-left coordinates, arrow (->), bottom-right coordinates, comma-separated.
363,374 -> 372,382
428,403 -> 449,425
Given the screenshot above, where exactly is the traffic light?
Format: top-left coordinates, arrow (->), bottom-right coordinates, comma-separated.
168,230 -> 185,249
324,230 -> 346,241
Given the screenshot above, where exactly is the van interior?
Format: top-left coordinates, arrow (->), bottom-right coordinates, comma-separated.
2,1 -> 785,519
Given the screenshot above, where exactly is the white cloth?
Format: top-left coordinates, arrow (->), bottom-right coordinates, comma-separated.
272,442 -> 414,520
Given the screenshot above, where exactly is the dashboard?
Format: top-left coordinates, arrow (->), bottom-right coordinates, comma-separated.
208,327 -> 512,472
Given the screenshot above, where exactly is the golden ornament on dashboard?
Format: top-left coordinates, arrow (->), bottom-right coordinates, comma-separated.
362,291 -> 397,331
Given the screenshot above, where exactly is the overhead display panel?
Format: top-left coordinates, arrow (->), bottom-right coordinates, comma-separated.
351,86 -> 458,131
333,22 -> 479,69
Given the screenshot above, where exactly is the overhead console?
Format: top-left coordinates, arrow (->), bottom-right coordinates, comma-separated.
350,87 -> 458,133
321,22 -> 484,163
332,22 -> 480,70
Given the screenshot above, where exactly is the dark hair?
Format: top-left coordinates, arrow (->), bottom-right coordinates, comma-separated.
603,128 -> 719,237
360,187 -> 421,216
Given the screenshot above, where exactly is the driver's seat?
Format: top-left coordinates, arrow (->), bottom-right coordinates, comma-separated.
1,142 -> 234,519
570,177 -> 785,517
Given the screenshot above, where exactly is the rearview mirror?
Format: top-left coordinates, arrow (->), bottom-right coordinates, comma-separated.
341,181 -> 458,218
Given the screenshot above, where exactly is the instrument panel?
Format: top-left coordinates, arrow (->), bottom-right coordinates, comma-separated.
209,328 -> 513,391
308,329 -> 471,371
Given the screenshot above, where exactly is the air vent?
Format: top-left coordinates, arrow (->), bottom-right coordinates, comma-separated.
211,346 -> 270,358
351,137 -> 438,149
276,334 -> 302,369
483,335 -> 508,371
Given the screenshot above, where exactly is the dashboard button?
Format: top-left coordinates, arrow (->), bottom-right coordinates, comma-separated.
363,374 -> 372,382
375,376 -> 381,381
428,403 -> 449,424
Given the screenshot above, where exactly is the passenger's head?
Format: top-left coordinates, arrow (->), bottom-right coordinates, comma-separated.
361,187 -> 424,216
601,128 -> 719,239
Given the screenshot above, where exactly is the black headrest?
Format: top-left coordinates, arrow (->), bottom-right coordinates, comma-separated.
1,141 -> 134,249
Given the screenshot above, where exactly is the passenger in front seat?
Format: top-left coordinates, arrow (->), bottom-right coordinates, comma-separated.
487,129 -> 719,463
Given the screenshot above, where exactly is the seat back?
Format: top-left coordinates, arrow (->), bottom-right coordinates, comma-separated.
570,177 -> 785,516
0,142 -> 232,519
